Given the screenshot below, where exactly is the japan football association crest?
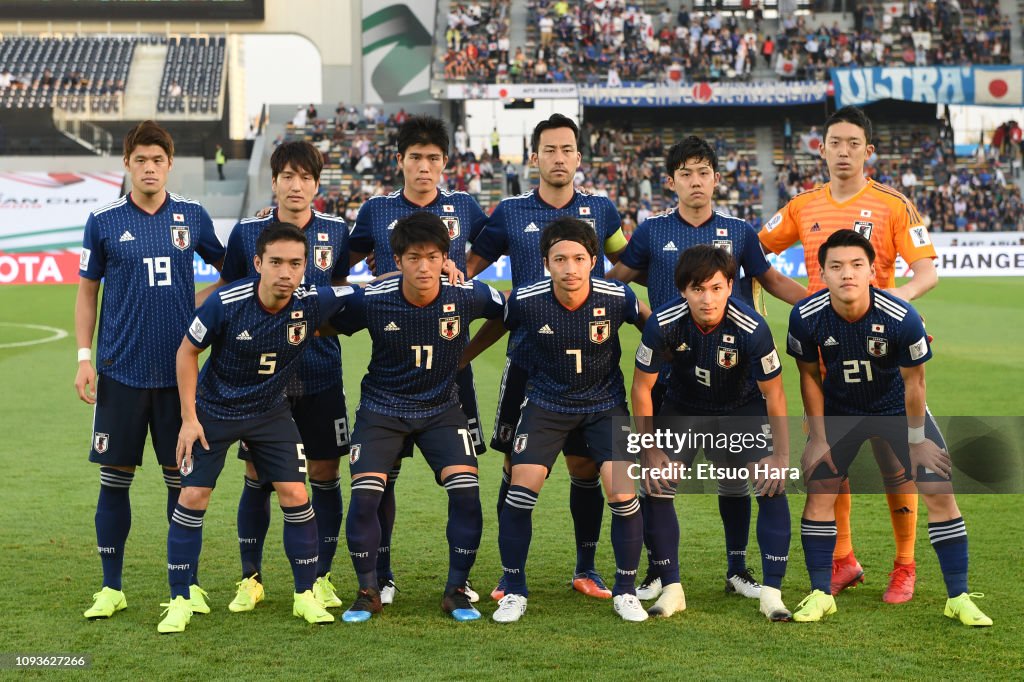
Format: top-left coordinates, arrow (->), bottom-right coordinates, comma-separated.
590,320 -> 610,344
171,225 -> 191,251
441,216 -> 461,240
712,239 -> 733,254
287,321 -> 307,345
499,422 -> 513,443
439,316 -> 460,340
717,347 -> 738,369
313,245 -> 333,271
853,221 -> 874,240
93,432 -> 109,454
349,444 -> 360,464
580,218 -> 596,230
513,434 -> 528,454
867,336 -> 888,357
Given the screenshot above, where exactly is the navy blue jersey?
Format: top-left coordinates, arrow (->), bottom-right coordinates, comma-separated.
618,209 -> 769,310
219,209 -> 350,396
636,296 -> 781,414
505,277 -> 639,414
471,190 -> 623,287
349,189 -> 486,275
79,192 -> 224,388
331,276 -> 505,418
186,279 -> 353,420
787,288 -> 932,416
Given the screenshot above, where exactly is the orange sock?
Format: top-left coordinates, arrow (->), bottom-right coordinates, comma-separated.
886,488 -> 918,565
833,479 -> 853,560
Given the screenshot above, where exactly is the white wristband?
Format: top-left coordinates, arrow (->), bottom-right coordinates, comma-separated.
77,348 -> 91,363
908,425 -> 925,444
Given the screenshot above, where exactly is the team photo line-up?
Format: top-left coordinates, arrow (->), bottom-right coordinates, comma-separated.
74,107 -> 990,633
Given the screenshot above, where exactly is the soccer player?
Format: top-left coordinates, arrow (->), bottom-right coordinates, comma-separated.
462,218 -> 650,623
75,120 -> 224,620
196,141 -> 350,612
631,245 -> 793,621
606,135 -> 804,603
330,212 -> 505,623
787,229 -> 989,626
161,222 -> 353,633
760,106 -> 938,603
466,113 -> 629,600
348,115 -> 488,603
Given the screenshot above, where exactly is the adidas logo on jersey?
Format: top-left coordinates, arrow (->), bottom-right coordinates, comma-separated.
824,336 -> 839,346
235,330 -> 253,341
385,321 -> 401,331
663,241 -> 678,251
119,231 -> 135,242
524,222 -> 540,233
538,324 -> 554,334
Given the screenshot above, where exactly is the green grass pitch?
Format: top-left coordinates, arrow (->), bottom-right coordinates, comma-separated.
0,278 -> 1021,679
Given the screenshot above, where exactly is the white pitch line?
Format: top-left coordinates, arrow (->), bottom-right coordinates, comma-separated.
0,322 -> 69,349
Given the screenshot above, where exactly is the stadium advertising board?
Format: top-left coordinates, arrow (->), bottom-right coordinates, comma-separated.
362,1 -> 435,103
0,172 -> 123,285
577,81 -> 828,107
0,0 -> 264,20
444,83 -> 580,100
831,66 -> 1024,108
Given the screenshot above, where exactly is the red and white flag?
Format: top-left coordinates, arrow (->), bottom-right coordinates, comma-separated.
975,69 -> 1023,106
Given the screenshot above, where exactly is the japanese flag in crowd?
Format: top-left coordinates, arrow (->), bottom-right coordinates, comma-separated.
800,131 -> 823,156
975,69 -> 1024,106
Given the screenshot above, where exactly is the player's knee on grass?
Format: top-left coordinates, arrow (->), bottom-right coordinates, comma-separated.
274,481 -> 309,507
509,464 -> 546,493
307,458 -> 340,480
179,486 -> 212,510
921,492 -> 961,521
439,464 -> 479,482
564,454 -> 598,479
802,492 -> 840,521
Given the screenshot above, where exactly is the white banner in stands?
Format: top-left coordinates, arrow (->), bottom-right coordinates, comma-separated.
930,232 -> 1024,248
444,83 -> 580,100
929,246 -> 1024,276
0,171 -> 123,252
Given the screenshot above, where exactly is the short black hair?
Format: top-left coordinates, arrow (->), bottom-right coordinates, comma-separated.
674,244 -> 736,292
397,115 -> 450,156
817,228 -> 876,266
389,211 -> 451,257
256,221 -> 308,259
531,113 -> 579,154
270,140 -> 324,183
824,105 -> 873,144
540,217 -> 599,258
123,119 -> 174,159
665,135 -> 718,176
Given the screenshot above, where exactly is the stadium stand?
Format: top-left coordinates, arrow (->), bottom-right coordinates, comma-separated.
439,1 -> 512,82
157,35 -> 226,114
0,35 -> 135,110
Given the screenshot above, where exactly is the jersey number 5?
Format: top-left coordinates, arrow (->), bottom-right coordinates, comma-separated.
258,353 -> 277,375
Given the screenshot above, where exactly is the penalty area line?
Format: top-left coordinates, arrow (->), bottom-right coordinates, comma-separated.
0,322 -> 69,349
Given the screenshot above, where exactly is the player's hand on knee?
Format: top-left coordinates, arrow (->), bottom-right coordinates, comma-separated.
909,439 -> 952,480
801,437 -> 837,479
74,362 -> 97,404
640,446 -> 673,496
441,259 -> 466,284
176,419 -> 208,475
754,453 -> 788,497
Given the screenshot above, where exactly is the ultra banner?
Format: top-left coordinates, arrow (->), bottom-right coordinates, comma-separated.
830,66 -> 1024,108
578,80 -> 828,107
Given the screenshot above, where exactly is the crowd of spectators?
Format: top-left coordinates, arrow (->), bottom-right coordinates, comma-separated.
440,1 -> 512,81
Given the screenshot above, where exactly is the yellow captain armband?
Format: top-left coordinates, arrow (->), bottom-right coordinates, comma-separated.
603,229 -> 627,256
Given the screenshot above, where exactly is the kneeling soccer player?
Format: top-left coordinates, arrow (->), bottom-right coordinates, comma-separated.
163,222 -> 354,633
463,217 -> 652,623
788,229 -> 991,626
330,212 -> 505,623
631,244 -> 793,621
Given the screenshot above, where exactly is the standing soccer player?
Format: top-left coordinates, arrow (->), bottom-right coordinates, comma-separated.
332,213 -> 505,623
466,113 -> 629,600
787,229 -> 990,627
607,135 -> 804,603
760,106 -> 938,603
197,141 -> 350,612
75,121 -> 224,620
462,218 -> 650,623
631,245 -> 793,621
163,222 -> 354,633
348,115 -> 488,602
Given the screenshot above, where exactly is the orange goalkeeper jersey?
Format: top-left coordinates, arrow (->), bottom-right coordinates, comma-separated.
759,179 -> 937,293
